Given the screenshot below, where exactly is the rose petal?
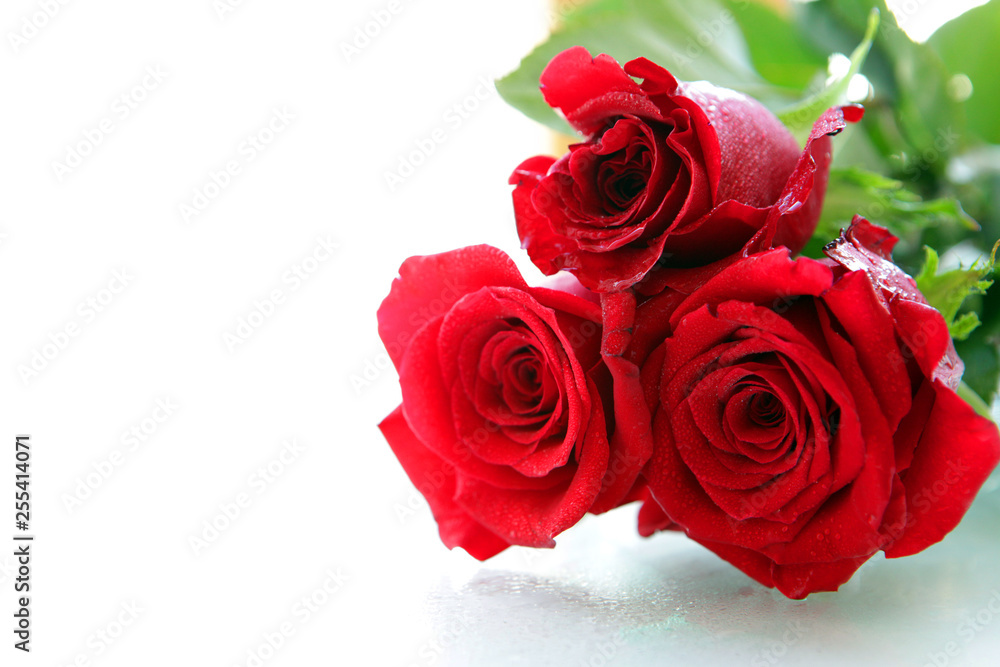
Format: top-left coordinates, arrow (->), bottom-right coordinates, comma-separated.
820,271 -> 913,431
455,377 -> 611,548
379,407 -> 511,560
667,249 -> 833,328
592,291 -> 654,512
544,47 -> 669,136
767,106 -> 861,254
637,488 -> 678,537
677,80 -> 800,209
379,245 -> 528,370
400,318 -> 567,491
884,382 -> 1000,557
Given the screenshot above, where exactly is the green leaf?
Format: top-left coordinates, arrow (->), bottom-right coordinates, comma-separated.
928,0 -> 1000,145
950,312 -> 982,341
776,8 -> 878,135
720,0 -> 826,90
495,0 -> 804,136
794,0 -> 963,182
954,258 -> 1000,405
915,244 -> 997,341
955,330 -> 1000,405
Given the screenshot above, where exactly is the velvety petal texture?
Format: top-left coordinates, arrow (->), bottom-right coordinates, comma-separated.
377,245 -> 648,558
635,220 -> 1000,598
510,46 -> 857,293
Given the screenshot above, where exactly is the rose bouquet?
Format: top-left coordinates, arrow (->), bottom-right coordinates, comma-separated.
376,2 -> 1000,598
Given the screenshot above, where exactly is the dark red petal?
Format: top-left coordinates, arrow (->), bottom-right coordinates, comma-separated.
656,106 -> 712,223
628,287 -> 687,366
667,249 -> 834,329
811,304 -> 876,491
769,553 -> 873,599
749,318 -> 896,564
688,536 -> 777,590
379,407 -> 511,560
891,379 -> 936,474
510,155 -> 570,277
543,47 -> 667,137
759,400 -> 894,567
768,106 -> 862,254
890,298 -> 962,390
677,80 -> 800,209
691,533 -> 873,598
572,243 -> 670,293
639,106 -> 860,298
592,292 -> 653,512
637,489 -> 677,537
824,217 -> 964,389
877,476 -> 909,547
884,382 -> 1000,557
843,215 -> 898,259
820,271 -> 912,431
824,216 -> 924,306
511,435 -> 576,478
659,200 -> 768,266
645,387 -> 818,554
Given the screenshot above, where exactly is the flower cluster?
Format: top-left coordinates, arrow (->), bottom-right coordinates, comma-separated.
377,47 -> 1000,598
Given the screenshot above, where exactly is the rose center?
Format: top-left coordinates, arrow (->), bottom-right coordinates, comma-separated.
495,343 -> 557,419
716,377 -> 797,464
511,354 -> 542,397
611,171 -> 646,204
748,391 -> 785,427
598,148 -> 652,211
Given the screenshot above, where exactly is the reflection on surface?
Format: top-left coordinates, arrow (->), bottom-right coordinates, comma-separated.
426,486 -> 1000,666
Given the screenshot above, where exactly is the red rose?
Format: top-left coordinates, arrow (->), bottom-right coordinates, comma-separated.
510,46 -> 860,293
632,218 -> 1000,598
377,245 -> 648,559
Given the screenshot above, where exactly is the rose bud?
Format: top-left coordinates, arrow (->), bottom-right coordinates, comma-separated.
510,46 -> 861,293
630,218 -> 1000,598
377,245 -> 649,559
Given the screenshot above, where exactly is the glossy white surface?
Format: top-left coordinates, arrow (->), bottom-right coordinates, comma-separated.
375,474 -> 998,667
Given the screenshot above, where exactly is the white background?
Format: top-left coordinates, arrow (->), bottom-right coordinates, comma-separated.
1,0 -> 998,665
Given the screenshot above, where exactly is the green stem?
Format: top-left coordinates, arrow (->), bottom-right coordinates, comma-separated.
957,381 -> 993,419
777,8 -> 879,137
